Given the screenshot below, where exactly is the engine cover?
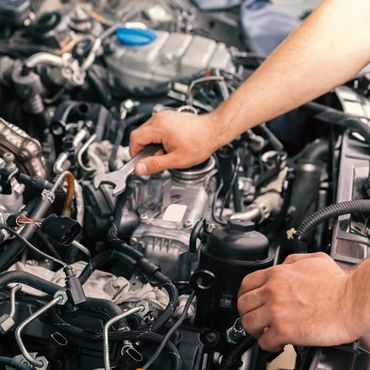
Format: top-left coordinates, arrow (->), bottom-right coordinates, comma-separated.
106,30 -> 235,89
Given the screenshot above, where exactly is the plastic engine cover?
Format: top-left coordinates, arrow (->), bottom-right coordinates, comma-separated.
106,30 -> 235,90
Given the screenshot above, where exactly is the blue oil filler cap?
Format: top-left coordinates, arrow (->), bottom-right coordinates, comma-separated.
116,27 -> 157,47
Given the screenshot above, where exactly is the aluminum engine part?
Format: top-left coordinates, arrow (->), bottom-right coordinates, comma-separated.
106,30 -> 235,90
130,158 -> 216,282
0,153 -> 25,214
0,118 -> 46,178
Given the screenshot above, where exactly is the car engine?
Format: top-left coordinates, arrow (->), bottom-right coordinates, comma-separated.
0,1 -> 369,370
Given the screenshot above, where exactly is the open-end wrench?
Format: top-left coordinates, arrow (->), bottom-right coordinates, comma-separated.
93,144 -> 162,196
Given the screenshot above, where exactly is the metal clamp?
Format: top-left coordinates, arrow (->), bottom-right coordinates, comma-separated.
0,284 -> 22,334
41,189 -> 55,204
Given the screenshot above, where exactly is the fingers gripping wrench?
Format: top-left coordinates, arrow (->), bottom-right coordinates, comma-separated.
93,144 -> 162,195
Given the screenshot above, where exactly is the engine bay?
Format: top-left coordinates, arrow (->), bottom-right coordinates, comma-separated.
0,1 -> 370,369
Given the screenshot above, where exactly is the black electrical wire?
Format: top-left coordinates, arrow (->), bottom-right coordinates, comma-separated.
1,225 -> 68,269
220,154 -> 241,220
212,180 -> 227,226
142,291 -> 195,370
212,153 -> 241,225
35,229 -> 63,260
0,356 -> 30,370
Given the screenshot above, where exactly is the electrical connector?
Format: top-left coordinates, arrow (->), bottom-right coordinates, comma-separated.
41,214 -> 81,245
64,267 -> 86,306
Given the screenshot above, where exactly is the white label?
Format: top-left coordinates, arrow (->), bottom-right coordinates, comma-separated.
162,204 -> 187,223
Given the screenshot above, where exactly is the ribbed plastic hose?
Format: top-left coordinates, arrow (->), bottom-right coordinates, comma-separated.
296,199 -> 370,241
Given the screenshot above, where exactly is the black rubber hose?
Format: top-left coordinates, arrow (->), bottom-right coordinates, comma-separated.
290,139 -> 330,164
108,113 -> 150,172
108,208 -> 178,324
0,271 -> 61,295
256,123 -> 284,152
110,331 -> 182,370
148,272 -> 178,333
86,68 -> 111,108
109,239 -> 144,261
79,297 -> 122,318
78,248 -> 178,333
0,357 -> 30,370
302,102 -> 370,144
78,249 -> 136,285
219,334 -> 257,370
296,199 -> 370,242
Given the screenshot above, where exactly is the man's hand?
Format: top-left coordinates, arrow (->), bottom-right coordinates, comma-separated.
129,111 -> 223,176
237,252 -> 361,352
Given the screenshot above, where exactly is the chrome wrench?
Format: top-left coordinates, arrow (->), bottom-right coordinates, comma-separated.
93,144 -> 161,196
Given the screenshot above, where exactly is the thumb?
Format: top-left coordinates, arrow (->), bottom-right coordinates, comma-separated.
135,153 -> 177,175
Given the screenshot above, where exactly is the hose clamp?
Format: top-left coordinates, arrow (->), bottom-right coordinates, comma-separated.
41,189 -> 55,204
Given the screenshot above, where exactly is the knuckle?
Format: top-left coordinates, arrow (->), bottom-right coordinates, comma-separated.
242,313 -> 256,332
264,282 -> 279,297
268,303 -> 281,319
237,297 -> 245,314
284,254 -> 296,263
313,252 -> 328,259
241,275 -> 250,287
130,130 -> 138,141
241,316 -> 248,331
149,158 -> 162,172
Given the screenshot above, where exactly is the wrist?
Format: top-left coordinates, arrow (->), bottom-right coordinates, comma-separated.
207,106 -> 235,149
343,267 -> 370,339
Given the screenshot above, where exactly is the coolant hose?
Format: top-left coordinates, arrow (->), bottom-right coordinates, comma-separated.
78,249 -> 136,285
303,102 -> 370,144
295,199 -> 370,243
0,271 -> 61,295
219,334 -> 257,370
0,356 -> 30,370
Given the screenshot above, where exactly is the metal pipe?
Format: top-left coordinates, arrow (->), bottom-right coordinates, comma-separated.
81,24 -> 124,71
230,206 -> 261,223
77,134 -> 96,173
103,305 -> 144,370
9,284 -> 22,319
71,241 -> 91,258
25,53 -> 64,69
15,291 -> 66,368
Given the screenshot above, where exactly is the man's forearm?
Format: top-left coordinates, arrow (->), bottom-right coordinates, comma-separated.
213,0 -> 370,146
346,258 -> 370,338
